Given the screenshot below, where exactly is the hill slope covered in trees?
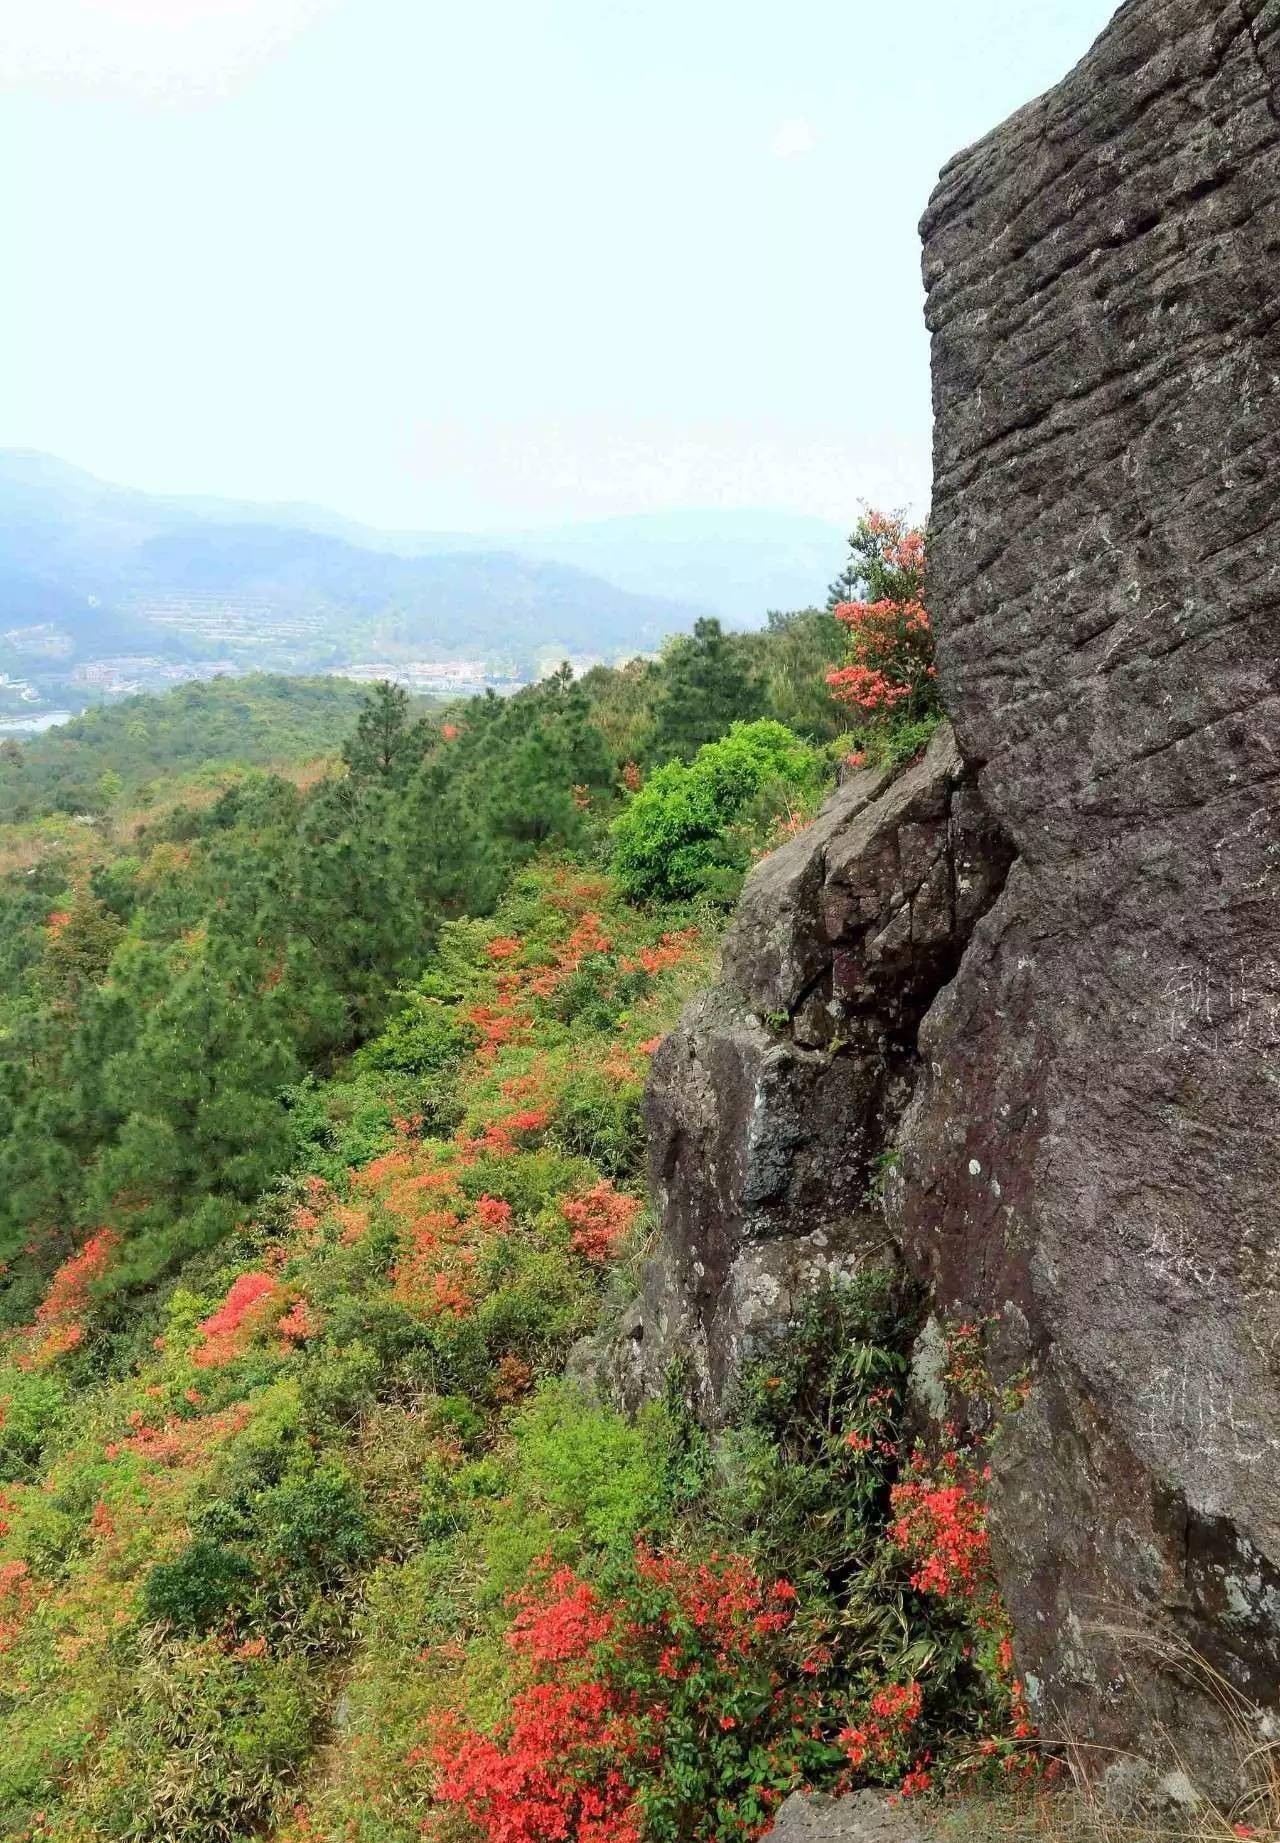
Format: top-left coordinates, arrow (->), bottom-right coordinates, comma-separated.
0,533 -> 1039,1841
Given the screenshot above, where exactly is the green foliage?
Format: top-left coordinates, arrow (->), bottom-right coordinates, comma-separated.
0,1369 -> 69,1482
477,1383 -> 676,1596
354,991 -> 471,1079
610,719 -> 826,902
853,713 -> 943,771
827,509 -> 922,612
85,1640 -> 324,1841
550,1061 -> 646,1177
758,607 -> 851,742
0,585 -> 997,1841
255,1455 -> 373,1585
142,1539 -> 254,1634
473,1240 -> 593,1367
341,678 -> 414,783
0,674 -> 628,1292
712,1272 -> 915,1587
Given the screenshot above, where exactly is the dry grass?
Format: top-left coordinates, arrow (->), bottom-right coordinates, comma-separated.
924,1624 -> 1279,1843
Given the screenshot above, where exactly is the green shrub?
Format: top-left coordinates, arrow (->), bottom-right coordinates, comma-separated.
610,720 -> 824,903
474,1242 -> 592,1366
142,1539 -> 253,1634
355,993 -> 471,1078
455,1146 -> 586,1220
511,1382 -> 674,1551
83,1639 -> 323,1840
710,1270 -> 915,1588
546,957 -> 650,1030
297,1338 -> 383,1429
475,1383 -> 676,1600
256,1456 -> 373,1586
550,1064 -> 645,1178
0,1369 -> 69,1482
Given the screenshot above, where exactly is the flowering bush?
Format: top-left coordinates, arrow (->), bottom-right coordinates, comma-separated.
839,1679 -> 922,1775
191,1270 -> 279,1368
428,1546 -> 829,1843
22,1228 -> 119,1367
826,513 -> 940,747
890,1446 -> 991,1603
562,1181 -> 641,1263
0,855 -> 1047,1842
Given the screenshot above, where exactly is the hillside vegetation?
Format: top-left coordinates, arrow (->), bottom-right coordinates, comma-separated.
0,526 -> 1041,1842
0,677 -> 376,825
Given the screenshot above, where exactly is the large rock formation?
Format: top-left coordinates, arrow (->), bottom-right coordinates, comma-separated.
638,0 -> 1280,1796
633,724 -> 1012,1414
903,0 -> 1280,1793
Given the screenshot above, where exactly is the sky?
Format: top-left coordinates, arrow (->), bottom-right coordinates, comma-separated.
2,0 -> 1120,533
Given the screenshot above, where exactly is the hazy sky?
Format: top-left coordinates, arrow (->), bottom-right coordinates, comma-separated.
3,0 -> 1119,531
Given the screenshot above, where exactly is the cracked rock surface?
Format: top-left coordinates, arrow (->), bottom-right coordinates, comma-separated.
905,0 -> 1280,1791
623,724 -> 1012,1418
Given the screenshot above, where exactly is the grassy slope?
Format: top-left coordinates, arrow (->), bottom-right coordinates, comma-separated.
0,862 -> 717,1840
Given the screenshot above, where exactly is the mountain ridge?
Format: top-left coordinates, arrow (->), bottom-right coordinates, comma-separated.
0,452 -> 847,663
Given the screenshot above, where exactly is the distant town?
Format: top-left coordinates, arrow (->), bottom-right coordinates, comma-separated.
0,619 -> 606,735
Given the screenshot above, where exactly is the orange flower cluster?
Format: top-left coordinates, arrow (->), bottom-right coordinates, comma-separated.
839,1680 -> 922,1774
277,1297 -> 320,1344
192,1272 -> 279,1368
826,513 -> 938,724
426,1546 -> 802,1843
459,1108 -> 551,1161
562,1182 -> 640,1264
22,1228 -> 119,1368
0,1560 -> 33,1654
334,1204 -> 370,1244
619,929 -> 698,978
353,1148 -> 415,1191
383,1181 -> 521,1320
467,1004 -> 527,1060
889,1449 -> 992,1602
103,1400 -> 252,1467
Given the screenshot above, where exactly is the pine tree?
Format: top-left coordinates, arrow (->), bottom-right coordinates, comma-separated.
651,618 -> 763,761
342,680 -> 413,782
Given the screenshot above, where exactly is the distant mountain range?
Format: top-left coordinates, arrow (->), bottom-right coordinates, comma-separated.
0,451 -> 849,687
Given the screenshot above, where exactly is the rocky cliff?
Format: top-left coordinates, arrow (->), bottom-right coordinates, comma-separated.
635,0 -> 1280,1798
622,726 -> 1012,1420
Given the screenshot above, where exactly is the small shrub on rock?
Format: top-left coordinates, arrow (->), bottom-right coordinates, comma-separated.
610,721 -> 825,904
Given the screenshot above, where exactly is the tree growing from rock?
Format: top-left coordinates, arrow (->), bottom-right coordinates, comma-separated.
826,513 -> 939,743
